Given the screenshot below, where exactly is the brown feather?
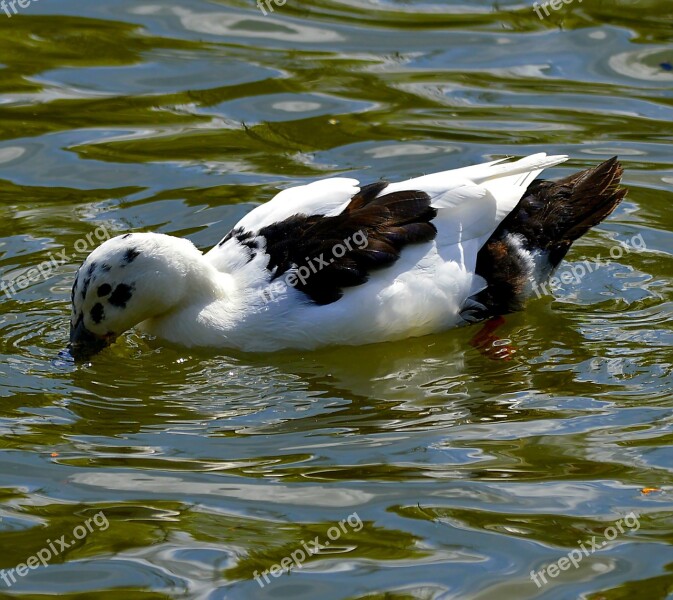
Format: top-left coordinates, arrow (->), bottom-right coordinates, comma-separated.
474,157 -> 627,316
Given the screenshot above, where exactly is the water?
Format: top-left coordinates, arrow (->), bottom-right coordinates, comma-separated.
1,0 -> 672,598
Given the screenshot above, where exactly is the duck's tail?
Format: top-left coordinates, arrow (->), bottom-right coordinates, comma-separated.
472,157 -> 627,316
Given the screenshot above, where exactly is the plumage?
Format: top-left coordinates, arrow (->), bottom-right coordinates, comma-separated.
67,153 -> 626,359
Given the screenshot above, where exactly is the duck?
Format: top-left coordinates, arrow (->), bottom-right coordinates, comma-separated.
68,153 -> 626,360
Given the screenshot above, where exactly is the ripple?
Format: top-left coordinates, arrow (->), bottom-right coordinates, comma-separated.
174,7 -> 343,43
609,47 -> 673,83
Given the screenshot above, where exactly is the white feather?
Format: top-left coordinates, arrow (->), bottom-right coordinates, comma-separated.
232,178 -> 359,232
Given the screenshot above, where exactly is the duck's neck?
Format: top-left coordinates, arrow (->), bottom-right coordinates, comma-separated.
136,258 -> 241,348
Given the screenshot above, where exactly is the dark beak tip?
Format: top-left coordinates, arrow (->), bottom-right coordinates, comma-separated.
68,320 -> 110,361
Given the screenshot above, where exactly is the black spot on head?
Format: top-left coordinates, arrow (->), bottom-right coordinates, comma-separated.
122,248 -> 140,266
121,234 -> 132,240
71,272 -> 79,304
87,262 -> 97,277
109,283 -> 134,308
90,303 -> 105,324
101,264 -> 112,272
71,312 -> 84,334
81,276 -> 91,300
97,283 -> 112,297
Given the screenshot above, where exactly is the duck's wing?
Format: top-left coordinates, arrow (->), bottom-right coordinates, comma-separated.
206,153 -> 568,303
234,178 -> 361,231
205,177 -> 360,274
245,181 -> 439,305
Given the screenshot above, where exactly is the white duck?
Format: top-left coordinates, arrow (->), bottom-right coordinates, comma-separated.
68,153 -> 625,359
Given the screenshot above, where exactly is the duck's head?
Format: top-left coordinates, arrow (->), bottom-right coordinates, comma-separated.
68,232 -> 206,360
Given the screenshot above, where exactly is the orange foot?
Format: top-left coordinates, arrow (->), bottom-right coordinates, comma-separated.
469,316 -> 516,361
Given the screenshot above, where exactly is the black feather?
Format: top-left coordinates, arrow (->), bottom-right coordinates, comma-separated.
255,185 -> 438,305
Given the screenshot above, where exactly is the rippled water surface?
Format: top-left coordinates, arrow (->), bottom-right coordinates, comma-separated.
1,0 -> 673,598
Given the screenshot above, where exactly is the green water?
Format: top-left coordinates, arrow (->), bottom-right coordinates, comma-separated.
1,0 -> 672,598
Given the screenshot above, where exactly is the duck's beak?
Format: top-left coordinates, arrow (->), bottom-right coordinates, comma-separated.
69,320 -> 111,360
